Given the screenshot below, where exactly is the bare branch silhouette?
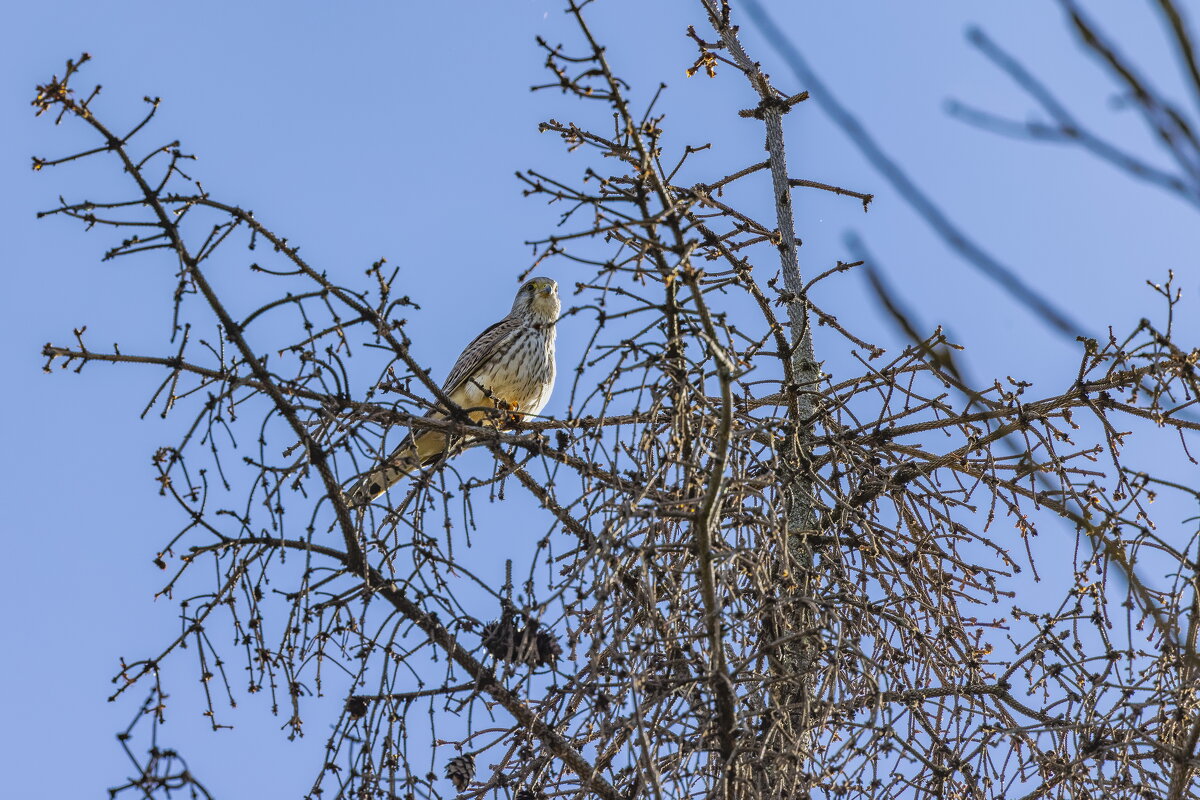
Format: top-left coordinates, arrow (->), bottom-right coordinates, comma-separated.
31,3 -> 1200,798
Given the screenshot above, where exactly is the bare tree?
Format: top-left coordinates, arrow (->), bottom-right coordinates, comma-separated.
33,2 -> 1200,799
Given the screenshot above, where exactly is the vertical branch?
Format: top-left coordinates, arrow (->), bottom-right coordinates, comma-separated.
1166,565 -> 1200,800
700,0 -> 821,780
699,5 -> 815,406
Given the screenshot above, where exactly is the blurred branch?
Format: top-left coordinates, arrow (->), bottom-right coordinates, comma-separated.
1060,0 -> 1200,183
1153,0 -> 1200,117
948,28 -> 1200,206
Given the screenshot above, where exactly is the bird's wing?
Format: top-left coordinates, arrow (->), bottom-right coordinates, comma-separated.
440,314 -> 522,399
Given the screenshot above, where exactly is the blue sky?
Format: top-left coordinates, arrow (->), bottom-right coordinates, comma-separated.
4,1 -> 1198,797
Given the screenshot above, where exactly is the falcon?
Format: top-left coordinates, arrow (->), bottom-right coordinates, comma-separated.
347,277 -> 559,504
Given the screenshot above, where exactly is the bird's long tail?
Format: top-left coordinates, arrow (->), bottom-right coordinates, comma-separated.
345,429 -> 457,505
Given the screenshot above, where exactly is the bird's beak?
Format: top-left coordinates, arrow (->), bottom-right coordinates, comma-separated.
538,285 -> 555,297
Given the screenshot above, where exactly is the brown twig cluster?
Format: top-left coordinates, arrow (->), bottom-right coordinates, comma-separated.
32,2 -> 1200,799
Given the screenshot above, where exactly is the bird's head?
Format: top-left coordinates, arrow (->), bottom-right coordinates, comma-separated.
513,276 -> 560,323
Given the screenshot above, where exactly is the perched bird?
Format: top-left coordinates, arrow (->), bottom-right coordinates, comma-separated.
347,277 -> 559,505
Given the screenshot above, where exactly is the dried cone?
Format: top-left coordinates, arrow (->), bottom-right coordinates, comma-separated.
480,606 -> 561,667
533,629 -> 563,666
344,695 -> 368,719
481,613 -> 523,662
444,753 -> 475,792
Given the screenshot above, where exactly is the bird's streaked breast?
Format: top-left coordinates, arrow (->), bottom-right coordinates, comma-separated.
458,323 -> 555,415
